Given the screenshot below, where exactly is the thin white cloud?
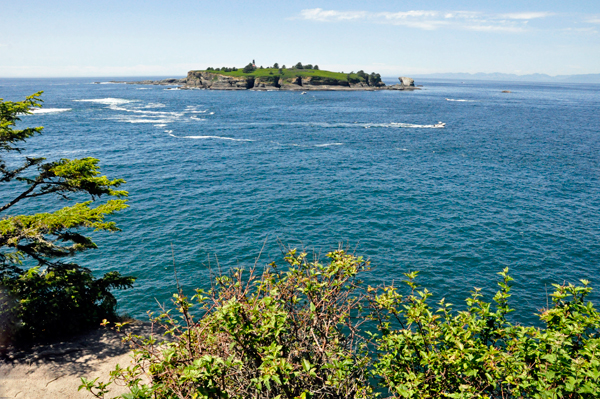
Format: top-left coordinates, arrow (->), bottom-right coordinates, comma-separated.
465,24 -> 526,33
585,17 -> 600,24
500,12 -> 554,20
298,8 -> 553,32
299,8 -> 367,22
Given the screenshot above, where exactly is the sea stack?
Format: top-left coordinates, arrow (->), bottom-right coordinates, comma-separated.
387,76 -> 419,90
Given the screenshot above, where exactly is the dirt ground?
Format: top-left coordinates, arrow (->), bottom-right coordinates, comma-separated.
0,321 -> 154,399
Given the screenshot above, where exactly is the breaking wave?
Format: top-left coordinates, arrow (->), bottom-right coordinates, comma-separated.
169,133 -> 253,142
75,98 -> 135,105
29,108 -> 72,114
75,99 -> 214,125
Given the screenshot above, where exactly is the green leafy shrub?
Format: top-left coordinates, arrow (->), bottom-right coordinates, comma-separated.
372,269 -> 600,398
0,92 -> 135,343
84,252 -> 599,399
86,250 -> 374,398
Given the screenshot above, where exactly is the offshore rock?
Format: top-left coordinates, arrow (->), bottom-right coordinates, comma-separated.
399,77 -> 415,87
386,76 -> 420,91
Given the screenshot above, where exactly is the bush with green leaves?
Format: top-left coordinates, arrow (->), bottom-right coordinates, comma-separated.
372,269 -> 600,398
84,249 -> 374,399
83,250 -> 599,399
0,92 -> 135,343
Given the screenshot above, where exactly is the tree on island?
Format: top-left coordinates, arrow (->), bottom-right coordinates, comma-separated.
369,72 -> 382,86
243,63 -> 255,73
0,92 -> 134,344
273,62 -> 279,69
295,62 -> 304,69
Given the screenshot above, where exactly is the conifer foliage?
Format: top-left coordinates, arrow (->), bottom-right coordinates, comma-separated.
0,92 -> 135,344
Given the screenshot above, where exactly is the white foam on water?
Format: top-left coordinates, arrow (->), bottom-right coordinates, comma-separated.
143,103 -> 166,108
29,108 -> 72,114
109,105 -> 182,117
136,87 -> 151,90
165,130 -> 173,134
113,117 -> 174,124
190,116 -> 206,121
154,124 -> 167,127
165,88 -> 180,91
209,112 -> 215,115
75,98 -> 135,105
171,134 -> 253,142
391,123 -> 444,128
314,143 -> 343,147
446,98 -> 475,102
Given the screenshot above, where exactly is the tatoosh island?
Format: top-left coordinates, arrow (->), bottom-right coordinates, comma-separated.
107,61 -> 419,91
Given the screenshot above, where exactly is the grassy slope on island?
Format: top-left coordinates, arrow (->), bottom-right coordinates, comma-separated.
190,68 -> 367,83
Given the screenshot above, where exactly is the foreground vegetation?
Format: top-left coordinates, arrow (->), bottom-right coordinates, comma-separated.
83,250 -> 600,399
0,93 -> 134,344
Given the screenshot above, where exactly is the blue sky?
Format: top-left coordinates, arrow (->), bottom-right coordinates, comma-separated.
1,0 -> 599,77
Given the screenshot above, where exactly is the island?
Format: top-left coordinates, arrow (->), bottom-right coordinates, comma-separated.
104,62 -> 419,91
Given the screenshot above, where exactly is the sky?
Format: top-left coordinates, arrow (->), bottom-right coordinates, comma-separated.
1,0 -> 599,77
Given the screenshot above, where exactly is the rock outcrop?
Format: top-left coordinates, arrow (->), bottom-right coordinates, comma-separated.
399,77 -> 415,87
387,76 -> 420,91
186,71 -> 253,90
278,76 -> 303,90
252,76 -> 280,90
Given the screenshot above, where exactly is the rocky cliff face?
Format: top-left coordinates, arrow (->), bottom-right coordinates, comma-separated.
252,76 -> 280,90
277,76 -> 303,90
186,71 -> 253,90
183,72 -> 384,90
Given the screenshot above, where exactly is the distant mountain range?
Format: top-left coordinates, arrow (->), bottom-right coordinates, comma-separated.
409,72 -> 600,84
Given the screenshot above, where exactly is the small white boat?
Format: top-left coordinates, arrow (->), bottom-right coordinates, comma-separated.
434,121 -> 446,128
301,91 -> 307,95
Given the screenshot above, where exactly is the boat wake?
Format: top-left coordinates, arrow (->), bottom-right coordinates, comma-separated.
168,133 -> 252,142
365,122 -> 446,129
314,143 -> 344,147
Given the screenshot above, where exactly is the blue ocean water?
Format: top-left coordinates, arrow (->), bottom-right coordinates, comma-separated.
1,77 -> 599,323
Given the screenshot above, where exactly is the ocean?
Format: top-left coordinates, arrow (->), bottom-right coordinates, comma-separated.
1,77 -> 599,323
